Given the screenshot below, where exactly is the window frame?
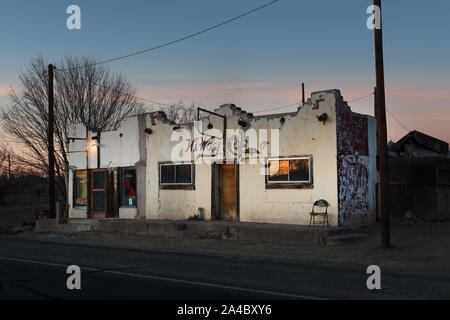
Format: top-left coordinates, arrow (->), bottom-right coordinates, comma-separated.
159,162 -> 195,190
73,169 -> 88,208
120,167 -> 137,208
265,156 -> 313,189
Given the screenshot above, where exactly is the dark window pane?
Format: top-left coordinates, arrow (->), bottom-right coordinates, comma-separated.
176,165 -> 192,184
93,191 -> 105,212
289,159 -> 310,182
93,172 -> 105,189
161,165 -> 175,184
121,168 -> 137,206
268,160 -> 289,182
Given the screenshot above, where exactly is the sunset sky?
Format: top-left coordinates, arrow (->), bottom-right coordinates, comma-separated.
1,0 -> 449,144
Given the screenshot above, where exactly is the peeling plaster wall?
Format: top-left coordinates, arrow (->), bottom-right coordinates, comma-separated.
336,98 -> 377,226
67,89 -> 376,226
235,90 -> 340,226
67,117 -> 142,170
145,114 -> 212,220
68,117 -> 145,218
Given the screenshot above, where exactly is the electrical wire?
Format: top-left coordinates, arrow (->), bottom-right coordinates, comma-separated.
253,91 -> 377,115
58,0 -> 281,71
348,92 -> 374,103
85,78 -> 177,107
387,108 -> 410,133
1,96 -> 25,122
253,102 -> 300,114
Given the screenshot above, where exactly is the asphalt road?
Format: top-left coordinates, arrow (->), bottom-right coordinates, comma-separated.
0,236 -> 449,300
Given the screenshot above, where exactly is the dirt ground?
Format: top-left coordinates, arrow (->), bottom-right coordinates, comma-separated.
0,205 -> 36,229
12,221 -> 450,276
2,205 -> 450,275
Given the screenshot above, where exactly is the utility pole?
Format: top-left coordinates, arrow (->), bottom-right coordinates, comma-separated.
302,82 -> 305,105
48,64 -> 55,218
374,0 -> 391,248
7,153 -> 11,181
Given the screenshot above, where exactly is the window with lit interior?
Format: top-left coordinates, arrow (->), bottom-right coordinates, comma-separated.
267,157 -> 312,184
121,168 -> 137,207
74,170 -> 87,207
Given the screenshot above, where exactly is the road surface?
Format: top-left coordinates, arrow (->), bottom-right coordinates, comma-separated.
0,236 -> 449,299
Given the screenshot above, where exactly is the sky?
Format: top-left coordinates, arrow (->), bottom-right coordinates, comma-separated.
1,0 -> 449,144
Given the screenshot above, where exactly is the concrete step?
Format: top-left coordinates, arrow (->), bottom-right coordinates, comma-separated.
35,218 -> 368,245
325,233 -> 368,245
65,219 -> 96,225
57,223 -> 91,233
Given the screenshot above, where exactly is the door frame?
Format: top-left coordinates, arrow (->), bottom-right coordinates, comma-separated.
90,169 -> 107,218
211,163 -> 239,221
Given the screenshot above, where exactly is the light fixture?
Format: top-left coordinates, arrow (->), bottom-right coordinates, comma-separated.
317,113 -> 328,125
144,128 -> 153,134
238,119 -> 247,128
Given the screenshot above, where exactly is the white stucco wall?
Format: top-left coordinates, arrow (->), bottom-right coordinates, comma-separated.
142,90 -> 340,225
67,89 -> 375,226
237,91 -> 339,225
144,115 -> 212,220
68,117 -> 141,170
67,117 -> 144,218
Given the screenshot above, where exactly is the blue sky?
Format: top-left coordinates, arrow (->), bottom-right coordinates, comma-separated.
1,0 -> 449,142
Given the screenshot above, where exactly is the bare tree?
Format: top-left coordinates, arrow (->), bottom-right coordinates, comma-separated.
159,101 -> 204,124
0,143 -> 11,205
1,56 -> 144,200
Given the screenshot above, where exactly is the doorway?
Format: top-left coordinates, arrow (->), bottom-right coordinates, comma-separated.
212,164 -> 239,221
90,169 -> 107,218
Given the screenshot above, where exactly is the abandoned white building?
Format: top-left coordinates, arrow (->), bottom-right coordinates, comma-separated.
68,89 -> 377,227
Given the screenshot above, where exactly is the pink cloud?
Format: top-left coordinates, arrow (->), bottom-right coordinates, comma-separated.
136,81 -> 303,108
0,87 -> 12,96
401,113 -> 450,122
136,82 -> 380,114
0,86 -> 21,97
387,90 -> 450,102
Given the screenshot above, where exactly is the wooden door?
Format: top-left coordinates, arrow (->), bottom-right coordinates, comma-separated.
91,170 -> 107,218
219,164 -> 237,221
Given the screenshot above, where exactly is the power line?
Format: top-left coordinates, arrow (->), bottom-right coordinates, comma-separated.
387,108 -> 410,133
1,96 -> 25,122
348,92 -> 374,103
347,90 -> 411,133
58,0 -> 281,71
254,91 -> 377,115
85,78 -> 178,107
253,102 -> 300,114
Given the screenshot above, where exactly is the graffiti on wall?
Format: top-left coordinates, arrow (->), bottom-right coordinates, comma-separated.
336,103 -> 370,226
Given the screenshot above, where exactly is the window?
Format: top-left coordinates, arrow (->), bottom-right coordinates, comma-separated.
266,157 -> 312,188
159,163 -> 194,189
74,170 -> 87,207
121,168 -> 137,207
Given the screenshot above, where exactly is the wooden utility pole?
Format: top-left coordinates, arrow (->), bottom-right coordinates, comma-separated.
48,64 -> 55,218
374,0 -> 391,248
302,82 -> 305,105
7,153 -> 11,181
